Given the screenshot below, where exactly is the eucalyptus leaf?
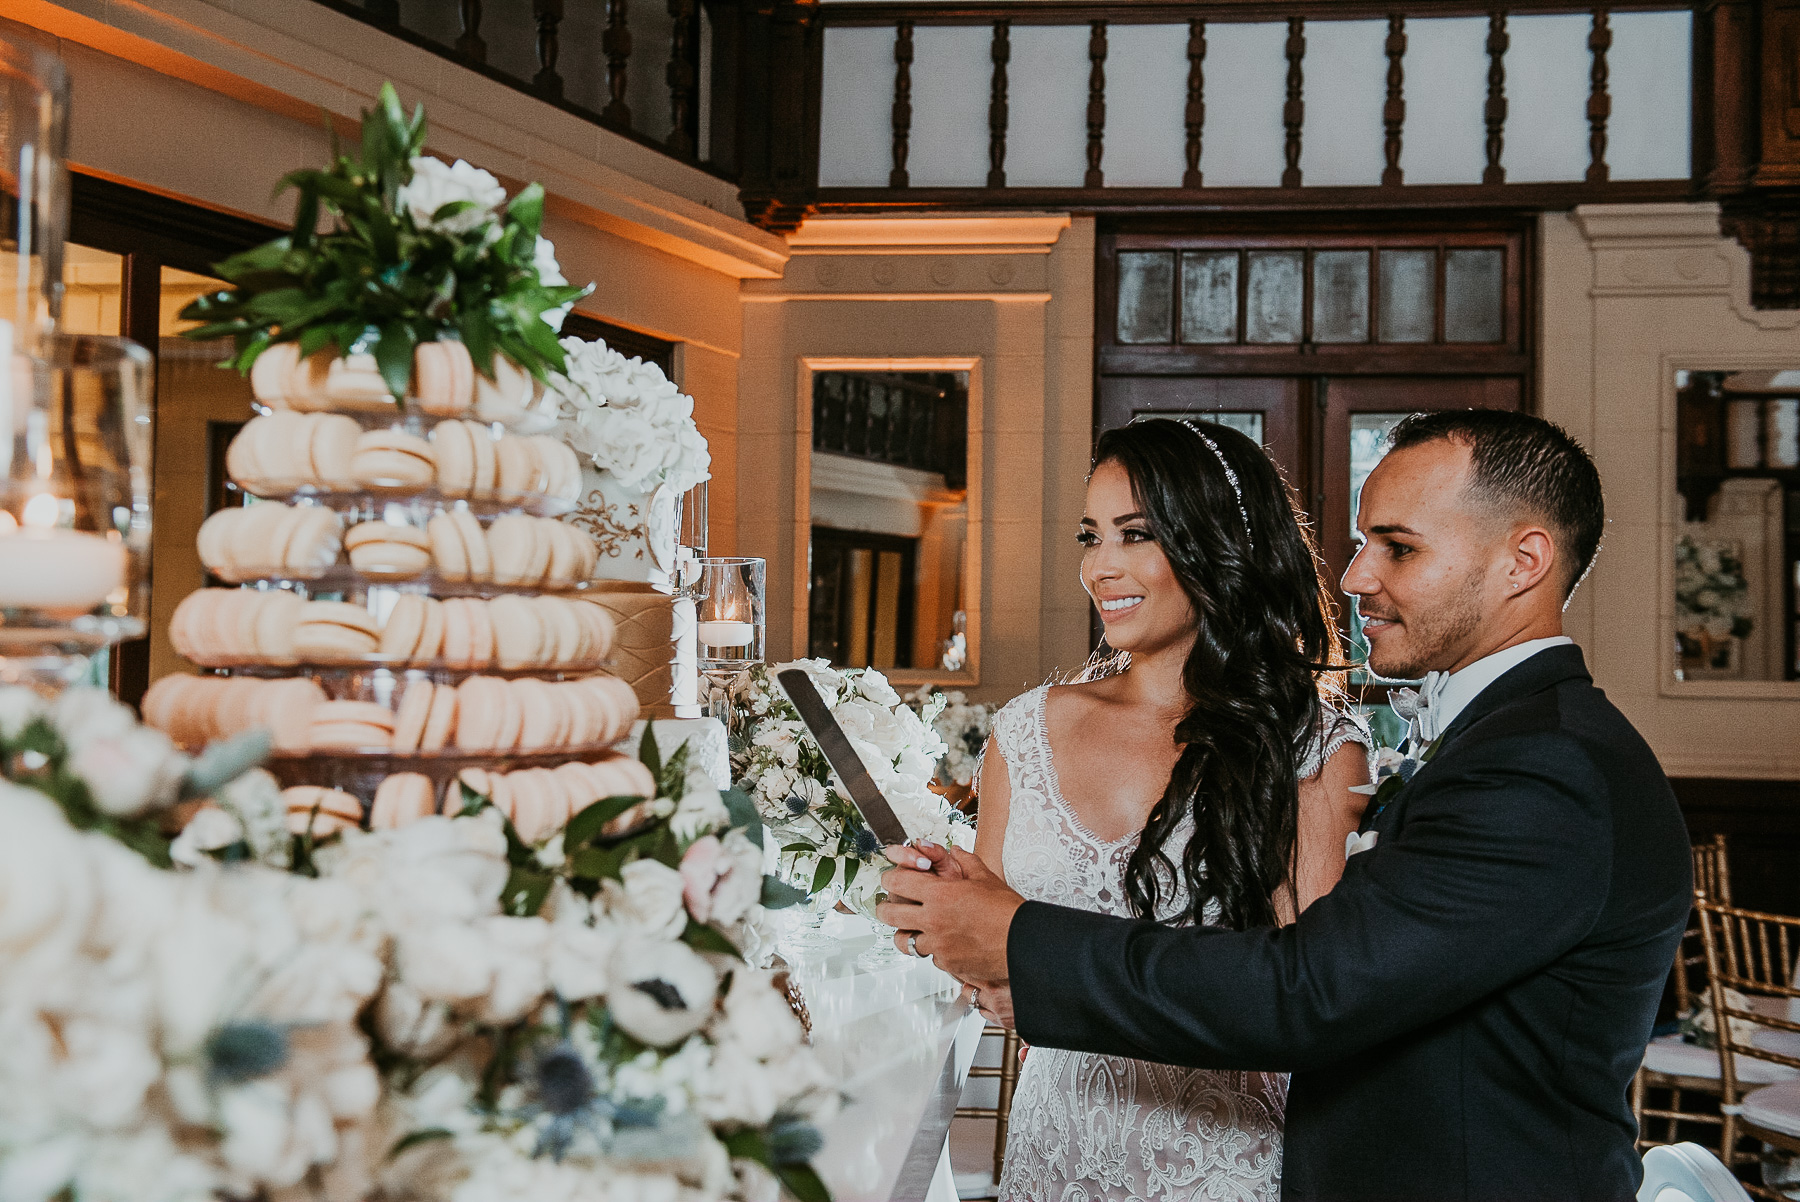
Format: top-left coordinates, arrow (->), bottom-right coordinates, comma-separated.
680,919 -> 741,958
388,1128 -> 453,1160
760,876 -> 808,910
179,729 -> 272,800
639,721 -> 662,781
563,794 -> 648,849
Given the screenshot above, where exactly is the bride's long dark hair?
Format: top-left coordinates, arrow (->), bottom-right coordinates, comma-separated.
1094,419 -> 1347,931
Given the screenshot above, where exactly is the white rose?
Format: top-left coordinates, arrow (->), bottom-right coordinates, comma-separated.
678,833 -> 760,928
669,772 -> 730,845
51,687 -> 137,750
472,916 -> 550,1024
699,1042 -> 785,1125
0,685 -> 45,740
169,804 -> 244,867
602,859 -> 688,940
606,939 -> 717,1047
0,784 -> 97,965
69,726 -> 188,816
580,409 -> 664,490
666,423 -> 711,494
546,917 -> 618,1002
711,969 -> 804,1061
397,922 -> 495,1003
854,671 -> 902,708
398,156 -> 506,234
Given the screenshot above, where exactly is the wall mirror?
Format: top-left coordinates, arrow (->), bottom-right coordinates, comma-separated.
800,363 -> 978,685
1674,369 -> 1800,683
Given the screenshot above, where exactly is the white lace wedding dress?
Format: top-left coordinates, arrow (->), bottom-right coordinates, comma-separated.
990,684 -> 1363,1202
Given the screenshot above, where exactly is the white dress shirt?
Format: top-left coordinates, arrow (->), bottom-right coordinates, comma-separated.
1412,636 -> 1575,743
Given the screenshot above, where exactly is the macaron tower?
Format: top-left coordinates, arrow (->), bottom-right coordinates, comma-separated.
144,339 -> 653,844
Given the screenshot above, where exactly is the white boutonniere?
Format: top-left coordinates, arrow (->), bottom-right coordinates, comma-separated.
1345,830 -> 1379,859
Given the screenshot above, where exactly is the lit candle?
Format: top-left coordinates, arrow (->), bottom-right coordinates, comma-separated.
696,619 -> 755,648
0,494 -> 127,610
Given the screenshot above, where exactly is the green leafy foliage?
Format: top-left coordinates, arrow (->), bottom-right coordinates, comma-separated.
723,1128 -> 832,1202
178,82 -> 589,397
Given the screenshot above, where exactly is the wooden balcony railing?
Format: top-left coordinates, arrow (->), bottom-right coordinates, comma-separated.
308,0 -> 822,219
312,0 -> 1800,310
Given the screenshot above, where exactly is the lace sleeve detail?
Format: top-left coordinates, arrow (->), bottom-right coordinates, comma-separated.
1298,705 -> 1372,781
970,689 -> 1038,797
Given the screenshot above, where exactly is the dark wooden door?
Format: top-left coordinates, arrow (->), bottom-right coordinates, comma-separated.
1096,374 -> 1309,494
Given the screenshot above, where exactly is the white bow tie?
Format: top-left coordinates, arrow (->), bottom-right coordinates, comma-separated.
1392,671 -> 1451,744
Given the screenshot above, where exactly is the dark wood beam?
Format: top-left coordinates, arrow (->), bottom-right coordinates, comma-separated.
810,178 -> 1694,215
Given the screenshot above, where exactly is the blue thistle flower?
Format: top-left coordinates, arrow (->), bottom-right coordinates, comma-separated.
854,828 -> 880,857
785,794 -> 810,816
205,1021 -> 289,1084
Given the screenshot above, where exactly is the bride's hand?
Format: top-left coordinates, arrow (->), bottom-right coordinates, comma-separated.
882,839 -> 965,879
962,980 -> 1015,1029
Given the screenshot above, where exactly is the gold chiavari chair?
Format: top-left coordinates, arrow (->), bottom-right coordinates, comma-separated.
1696,898 -> 1800,1196
956,1025 -> 1023,1192
1636,837 -> 1740,1150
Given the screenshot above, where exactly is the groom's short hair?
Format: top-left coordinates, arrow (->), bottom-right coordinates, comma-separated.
1388,409 -> 1603,598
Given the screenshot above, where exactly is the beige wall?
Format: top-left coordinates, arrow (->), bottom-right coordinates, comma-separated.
1541,204 -> 1800,778
737,214 -> 1096,703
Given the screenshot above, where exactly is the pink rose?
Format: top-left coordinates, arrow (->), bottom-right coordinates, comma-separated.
680,832 -> 762,927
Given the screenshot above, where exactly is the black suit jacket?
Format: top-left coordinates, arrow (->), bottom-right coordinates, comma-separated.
1008,645 -> 1691,1202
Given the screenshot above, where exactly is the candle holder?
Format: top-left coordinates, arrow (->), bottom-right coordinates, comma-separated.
0,332 -> 154,677
694,557 -> 764,729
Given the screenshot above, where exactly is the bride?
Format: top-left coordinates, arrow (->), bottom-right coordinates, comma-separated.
975,418 -> 1370,1201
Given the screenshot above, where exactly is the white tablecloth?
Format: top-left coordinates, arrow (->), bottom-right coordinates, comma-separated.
775,909 -> 986,1202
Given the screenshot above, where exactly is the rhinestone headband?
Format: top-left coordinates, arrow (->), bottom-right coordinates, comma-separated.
1179,420 -> 1253,548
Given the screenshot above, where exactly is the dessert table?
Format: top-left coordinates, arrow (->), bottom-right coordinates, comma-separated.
776,909 -> 988,1202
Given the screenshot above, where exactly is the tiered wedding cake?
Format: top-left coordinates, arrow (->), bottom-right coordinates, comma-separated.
141,340 -> 658,843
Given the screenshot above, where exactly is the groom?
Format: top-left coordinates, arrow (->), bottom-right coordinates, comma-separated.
880,409 -> 1692,1202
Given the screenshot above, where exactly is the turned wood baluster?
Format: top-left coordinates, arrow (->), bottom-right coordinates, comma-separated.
667,0 -> 699,157
1483,11 -> 1508,185
533,0 -> 564,100
1183,19 -> 1206,188
1586,9 -> 1612,183
891,20 -> 914,189
456,0 -> 487,64
602,0 -> 633,129
1281,16 -> 1305,188
987,20 -> 1010,189
1085,20 -> 1107,189
1382,14 -> 1406,186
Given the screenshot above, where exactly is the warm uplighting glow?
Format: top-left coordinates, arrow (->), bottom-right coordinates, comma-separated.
21,492 -> 59,528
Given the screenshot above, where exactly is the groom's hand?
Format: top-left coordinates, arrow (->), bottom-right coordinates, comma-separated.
877,844 -> 1023,982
